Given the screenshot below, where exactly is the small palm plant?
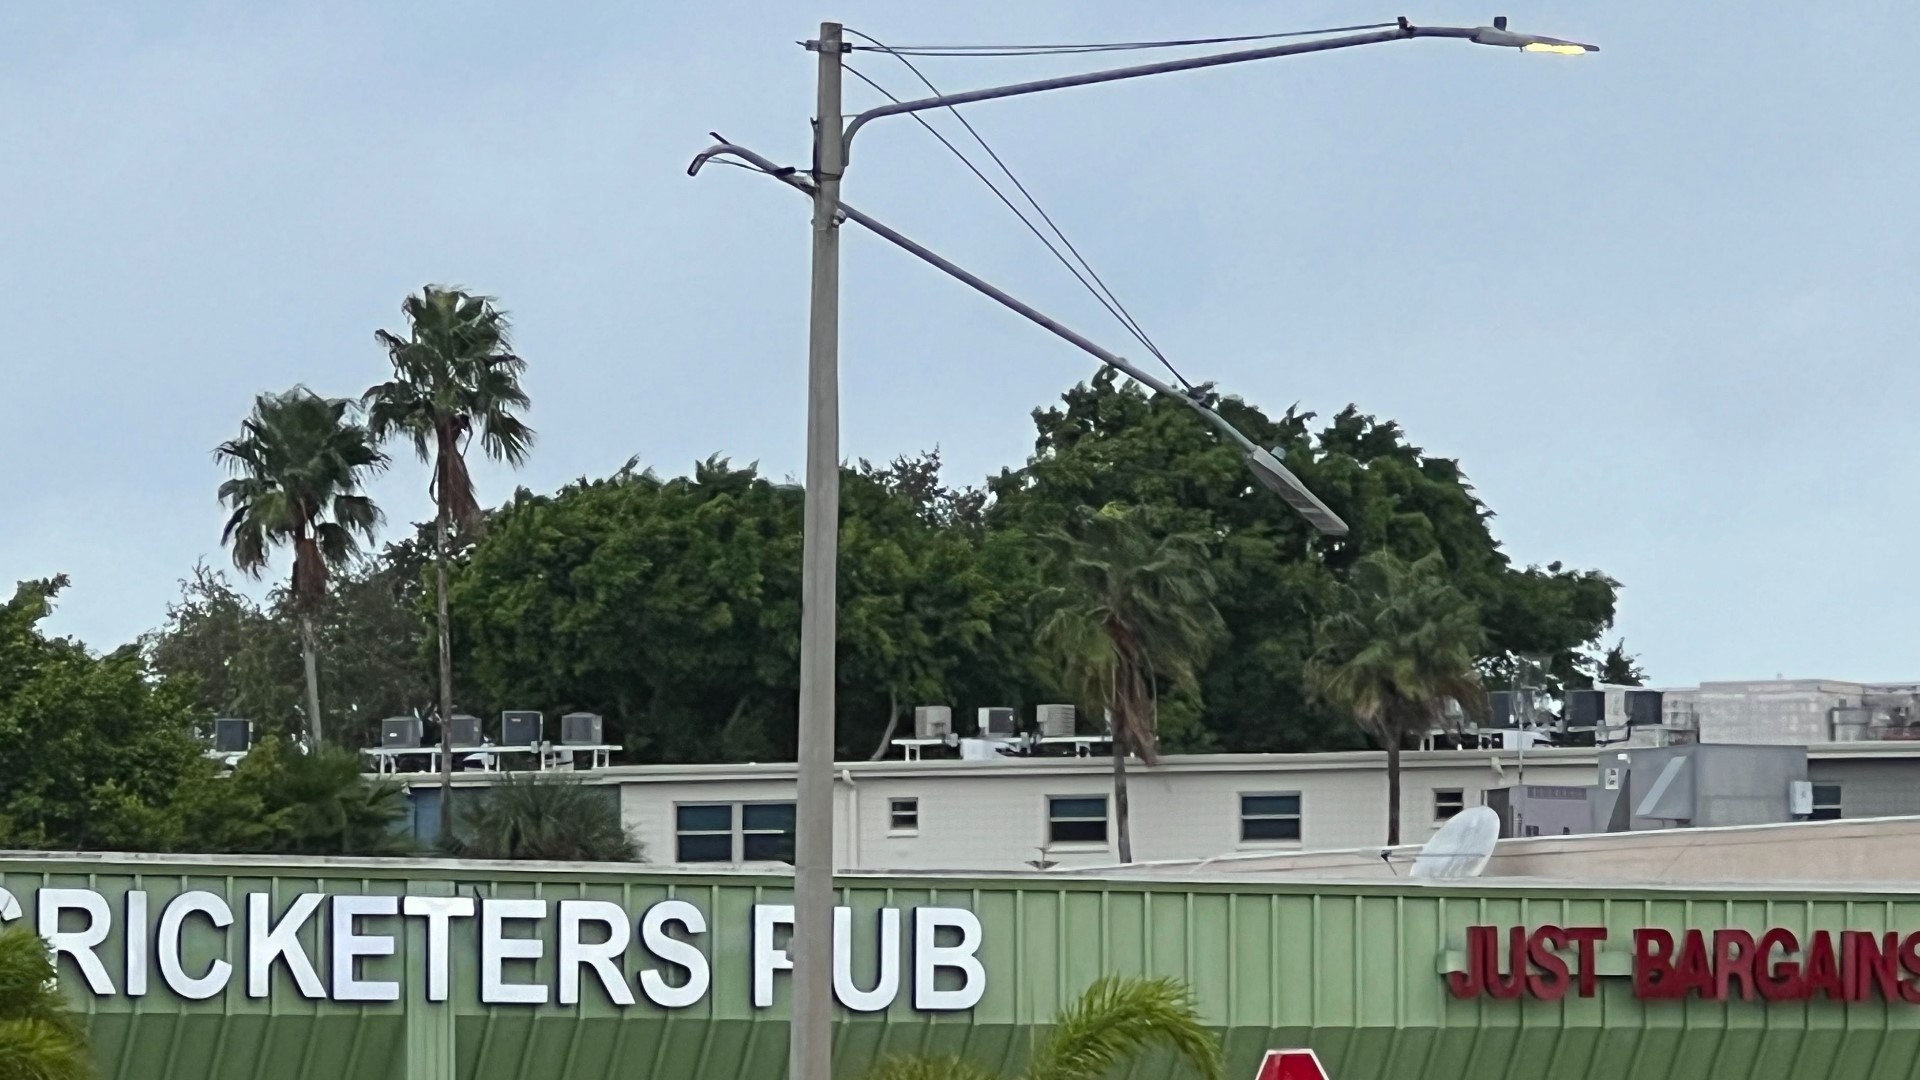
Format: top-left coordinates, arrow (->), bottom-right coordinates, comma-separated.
0,923 -> 91,1080
861,975 -> 1223,1080
443,772 -> 640,862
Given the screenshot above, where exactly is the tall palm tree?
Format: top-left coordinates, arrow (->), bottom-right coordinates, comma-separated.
216,388 -> 386,748
1306,550 -> 1486,846
861,975 -> 1222,1080
0,924 -> 92,1080
364,286 -> 533,839
1035,504 -> 1223,864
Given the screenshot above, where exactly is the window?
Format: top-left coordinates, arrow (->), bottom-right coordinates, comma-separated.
1047,796 -> 1108,845
889,797 -> 919,833
1434,789 -> 1466,823
675,804 -> 734,863
1811,783 -> 1843,821
674,801 -> 797,863
1240,793 -> 1302,843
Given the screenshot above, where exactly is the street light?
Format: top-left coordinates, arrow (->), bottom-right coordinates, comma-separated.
691,17 -> 1597,1080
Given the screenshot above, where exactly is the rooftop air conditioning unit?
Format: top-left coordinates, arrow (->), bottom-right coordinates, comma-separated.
448,714 -> 484,748
381,717 -> 423,749
976,707 -> 1016,739
1626,690 -> 1666,729
1036,704 -> 1076,738
913,706 -> 952,740
560,712 -> 603,746
501,710 -> 543,747
213,718 -> 252,754
1564,689 -> 1604,730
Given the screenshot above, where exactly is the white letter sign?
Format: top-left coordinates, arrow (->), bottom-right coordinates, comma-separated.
331,895 -> 400,1002
557,900 -> 633,1006
158,891 -> 232,1000
481,898 -> 548,1005
914,907 -> 986,1010
639,900 -> 709,1008
38,888 -> 114,995
248,893 -> 326,999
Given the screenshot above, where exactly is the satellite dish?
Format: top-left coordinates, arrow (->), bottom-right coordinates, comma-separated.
1409,806 -> 1500,880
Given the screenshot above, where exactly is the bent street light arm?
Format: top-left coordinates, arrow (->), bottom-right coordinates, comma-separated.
838,18 -> 1595,154
689,139 -> 1350,536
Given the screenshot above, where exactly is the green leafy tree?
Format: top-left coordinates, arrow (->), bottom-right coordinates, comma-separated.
861,975 -> 1222,1080
365,286 -> 533,834
0,924 -> 90,1080
1593,638 -> 1647,686
1305,550 -> 1486,846
992,371 -> 1618,753
447,457 -> 1017,765
0,577 -> 228,852
148,547 -> 434,750
443,773 -> 638,861
1034,504 -> 1223,864
215,387 -> 386,746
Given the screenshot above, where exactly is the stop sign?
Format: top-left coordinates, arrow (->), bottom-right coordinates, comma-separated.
1254,1049 -> 1329,1080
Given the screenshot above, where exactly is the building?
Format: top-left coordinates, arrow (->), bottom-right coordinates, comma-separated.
399,740 -> 1920,872
16,828 -> 1920,1080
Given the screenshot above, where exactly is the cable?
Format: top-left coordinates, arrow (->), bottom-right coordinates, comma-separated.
845,22 -> 1400,57
844,34 -> 1197,392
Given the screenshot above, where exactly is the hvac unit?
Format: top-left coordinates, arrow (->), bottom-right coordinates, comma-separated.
976,707 -> 1016,738
501,711 -> 543,747
1487,691 -> 1516,729
1626,690 -> 1665,729
1036,704 -> 1076,738
380,716 -> 423,749
913,706 -> 952,740
560,712 -> 603,746
447,714 -> 484,748
1563,689 -> 1604,730
213,718 -> 252,754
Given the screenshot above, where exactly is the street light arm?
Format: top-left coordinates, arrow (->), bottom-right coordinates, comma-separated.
840,25 -> 1414,154
689,139 -> 1350,535
835,19 -> 1591,155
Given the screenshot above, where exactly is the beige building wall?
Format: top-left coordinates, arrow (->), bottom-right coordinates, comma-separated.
610,750 -> 1597,872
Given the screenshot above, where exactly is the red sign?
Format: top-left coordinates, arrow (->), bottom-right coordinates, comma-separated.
1448,924 -> 1920,1003
1254,1049 -> 1329,1080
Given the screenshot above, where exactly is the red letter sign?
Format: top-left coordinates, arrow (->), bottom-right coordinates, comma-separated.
1255,1049 -> 1330,1080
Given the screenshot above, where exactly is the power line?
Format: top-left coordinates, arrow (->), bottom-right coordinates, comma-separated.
844,21 -> 1400,57
843,32 -> 1196,392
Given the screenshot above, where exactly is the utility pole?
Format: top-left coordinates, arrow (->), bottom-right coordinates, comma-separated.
791,20 -> 843,1080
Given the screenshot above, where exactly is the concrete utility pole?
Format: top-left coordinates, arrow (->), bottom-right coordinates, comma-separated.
789,20 -> 844,1080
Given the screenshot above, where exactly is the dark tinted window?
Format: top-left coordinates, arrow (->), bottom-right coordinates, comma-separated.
676,834 -> 733,862
676,804 -> 732,831
1048,796 -> 1108,844
742,803 -> 796,831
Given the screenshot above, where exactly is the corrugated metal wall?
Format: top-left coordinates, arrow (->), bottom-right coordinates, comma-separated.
4,855 -> 1918,1079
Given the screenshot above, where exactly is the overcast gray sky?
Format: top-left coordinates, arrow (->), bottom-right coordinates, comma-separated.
3,1 -> 1913,685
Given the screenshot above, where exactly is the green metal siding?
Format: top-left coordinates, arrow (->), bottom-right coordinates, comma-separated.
5,855 -> 1920,1079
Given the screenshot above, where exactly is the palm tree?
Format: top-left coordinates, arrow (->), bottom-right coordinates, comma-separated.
364,286 -> 533,841
0,924 -> 92,1080
1035,504 -> 1223,864
216,388 -> 386,748
861,975 -> 1222,1080
443,772 -> 641,861
1305,550 -> 1486,846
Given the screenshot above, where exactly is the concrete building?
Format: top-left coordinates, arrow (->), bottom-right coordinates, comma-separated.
1595,677 -> 1920,745
400,740 -> 1920,871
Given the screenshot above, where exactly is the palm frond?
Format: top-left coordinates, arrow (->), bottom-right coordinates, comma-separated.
1024,975 -> 1223,1080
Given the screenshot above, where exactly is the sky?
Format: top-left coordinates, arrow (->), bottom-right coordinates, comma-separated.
1,1 -> 1914,686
